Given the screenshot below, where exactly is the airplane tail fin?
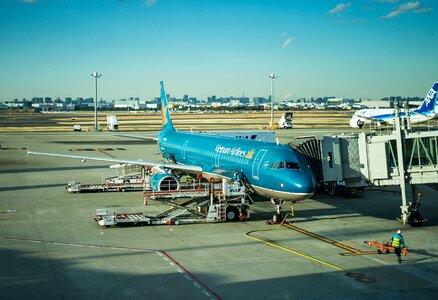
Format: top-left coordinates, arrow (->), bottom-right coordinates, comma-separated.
418,82 -> 438,114
160,81 -> 175,131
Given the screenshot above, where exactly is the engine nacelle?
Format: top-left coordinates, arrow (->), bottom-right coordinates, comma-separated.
349,116 -> 364,128
151,173 -> 180,191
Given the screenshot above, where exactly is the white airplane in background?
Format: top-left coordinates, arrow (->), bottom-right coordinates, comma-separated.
349,82 -> 438,128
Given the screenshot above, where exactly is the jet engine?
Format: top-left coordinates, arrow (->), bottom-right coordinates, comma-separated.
349,116 -> 364,128
151,173 -> 180,191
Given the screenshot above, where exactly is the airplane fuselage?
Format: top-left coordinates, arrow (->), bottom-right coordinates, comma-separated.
350,82 -> 438,128
350,108 -> 436,128
158,130 -> 316,201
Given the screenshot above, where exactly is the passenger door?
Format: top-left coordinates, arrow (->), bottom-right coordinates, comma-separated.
252,149 -> 267,180
182,141 -> 188,160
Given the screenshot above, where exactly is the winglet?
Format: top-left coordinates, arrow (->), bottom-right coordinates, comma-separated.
418,82 -> 438,113
160,81 -> 175,131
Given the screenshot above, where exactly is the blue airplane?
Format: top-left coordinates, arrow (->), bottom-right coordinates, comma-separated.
28,81 -> 316,217
350,82 -> 438,128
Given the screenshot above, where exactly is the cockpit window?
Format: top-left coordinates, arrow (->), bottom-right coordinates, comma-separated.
286,162 -> 300,170
271,161 -> 300,169
271,161 -> 285,169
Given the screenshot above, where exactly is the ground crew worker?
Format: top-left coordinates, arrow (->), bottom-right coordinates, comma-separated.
186,176 -> 193,186
391,229 -> 406,263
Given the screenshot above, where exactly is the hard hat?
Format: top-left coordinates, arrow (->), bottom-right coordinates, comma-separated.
397,230 -> 402,234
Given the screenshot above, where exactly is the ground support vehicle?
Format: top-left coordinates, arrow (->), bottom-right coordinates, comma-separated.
143,178 -> 253,222
66,164 -> 145,193
278,112 -> 293,129
66,178 -> 144,193
94,179 -> 253,228
364,240 -> 409,255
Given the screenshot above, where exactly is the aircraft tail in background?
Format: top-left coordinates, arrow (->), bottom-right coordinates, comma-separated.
160,81 -> 175,131
417,82 -> 438,114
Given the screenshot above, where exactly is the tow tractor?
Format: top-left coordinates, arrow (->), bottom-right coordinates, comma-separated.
364,240 -> 409,255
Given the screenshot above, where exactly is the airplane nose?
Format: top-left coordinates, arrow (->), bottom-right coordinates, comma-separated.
292,171 -> 316,194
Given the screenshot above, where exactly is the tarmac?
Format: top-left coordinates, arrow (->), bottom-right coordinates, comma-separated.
1,130 -> 438,299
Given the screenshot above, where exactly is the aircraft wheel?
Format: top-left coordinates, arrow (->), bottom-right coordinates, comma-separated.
272,213 -> 283,223
226,206 -> 239,222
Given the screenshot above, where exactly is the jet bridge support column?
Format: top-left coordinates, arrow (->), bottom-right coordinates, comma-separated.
394,102 -> 410,224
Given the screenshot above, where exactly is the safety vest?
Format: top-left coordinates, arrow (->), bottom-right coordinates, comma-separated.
392,235 -> 401,247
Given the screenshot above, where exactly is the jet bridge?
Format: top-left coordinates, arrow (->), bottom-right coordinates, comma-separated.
291,104 -> 438,225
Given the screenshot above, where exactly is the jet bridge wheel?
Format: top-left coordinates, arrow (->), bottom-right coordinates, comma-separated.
408,211 -> 424,227
226,206 -> 239,222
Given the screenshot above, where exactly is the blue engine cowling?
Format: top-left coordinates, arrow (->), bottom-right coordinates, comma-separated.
151,173 -> 180,191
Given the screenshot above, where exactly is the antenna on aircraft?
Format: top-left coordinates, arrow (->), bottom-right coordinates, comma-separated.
91,72 -> 102,132
268,73 -> 278,130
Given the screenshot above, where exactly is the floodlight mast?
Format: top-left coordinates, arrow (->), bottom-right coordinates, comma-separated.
91,72 -> 102,131
269,73 -> 278,129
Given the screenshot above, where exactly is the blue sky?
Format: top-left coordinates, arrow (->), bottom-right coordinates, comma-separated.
0,0 -> 437,101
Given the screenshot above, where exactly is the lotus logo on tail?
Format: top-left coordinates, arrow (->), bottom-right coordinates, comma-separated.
161,104 -> 167,126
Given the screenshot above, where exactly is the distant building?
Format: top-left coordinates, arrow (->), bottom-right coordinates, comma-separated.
114,99 -> 135,109
253,97 -> 269,105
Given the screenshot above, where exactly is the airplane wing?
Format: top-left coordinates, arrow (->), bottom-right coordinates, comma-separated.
27,151 -> 202,173
201,165 -> 246,181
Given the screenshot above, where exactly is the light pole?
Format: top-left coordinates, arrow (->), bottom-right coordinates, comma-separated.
91,72 -> 102,131
269,73 -> 278,129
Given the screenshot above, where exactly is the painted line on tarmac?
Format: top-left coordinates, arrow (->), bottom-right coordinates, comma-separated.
0,236 -> 221,300
68,148 -> 126,151
281,223 -> 366,254
245,229 -> 346,272
160,250 -> 221,300
340,251 -> 379,256
244,219 -> 377,283
0,147 -> 27,151
245,213 -> 346,272
253,210 -> 368,255
68,147 -> 126,159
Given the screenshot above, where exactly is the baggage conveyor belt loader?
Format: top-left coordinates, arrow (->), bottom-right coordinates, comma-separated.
94,178 -> 253,227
